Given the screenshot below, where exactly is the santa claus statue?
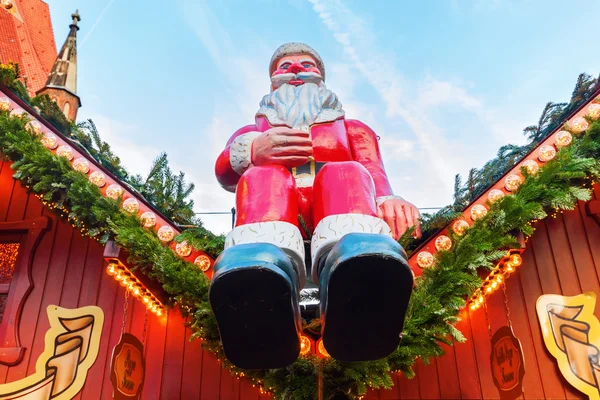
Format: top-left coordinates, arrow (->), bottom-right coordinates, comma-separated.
211,43 -> 420,369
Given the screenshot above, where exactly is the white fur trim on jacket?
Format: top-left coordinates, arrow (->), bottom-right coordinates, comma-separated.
310,213 -> 392,282
225,221 -> 307,288
229,131 -> 262,175
376,195 -> 404,207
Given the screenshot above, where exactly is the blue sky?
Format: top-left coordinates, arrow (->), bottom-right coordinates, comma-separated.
47,0 -> 600,234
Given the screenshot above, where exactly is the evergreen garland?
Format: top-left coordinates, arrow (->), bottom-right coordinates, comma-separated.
1,108 -> 600,399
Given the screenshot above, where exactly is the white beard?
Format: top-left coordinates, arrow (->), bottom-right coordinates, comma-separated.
258,82 -> 345,130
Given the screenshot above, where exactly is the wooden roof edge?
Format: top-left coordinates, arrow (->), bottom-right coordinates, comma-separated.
0,85 -> 215,278
407,89 -> 600,274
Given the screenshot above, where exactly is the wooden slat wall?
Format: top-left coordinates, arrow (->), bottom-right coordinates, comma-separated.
0,161 -> 265,399
369,190 -> 600,399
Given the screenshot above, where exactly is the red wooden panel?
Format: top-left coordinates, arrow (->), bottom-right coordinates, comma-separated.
563,205 -> 600,317
59,232 -> 89,309
160,308 -> 186,399
142,312 -> 168,400
398,370 -> 420,399
72,251 -> 117,400
380,371 -> 401,399
452,310 -> 482,399
23,189 -> 43,220
4,179 -> 28,222
200,350 -> 222,399
181,326 -> 203,400
593,183 -> 600,200
545,216 -> 582,296
220,365 -> 236,400
0,160 -> 16,222
18,219 -> 74,381
467,301 -> 496,399
77,240 -> 104,307
416,357 -> 440,399
128,301 -> 148,348
435,343 -> 461,399
232,374 -> 241,400
99,287 -> 127,399
239,377 -> 258,400
529,222 -> 562,294
79,262 -> 119,399
499,272 -> 544,399
546,215 -> 588,400
518,245 -> 567,399
0,207 -> 57,383
579,200 -> 600,305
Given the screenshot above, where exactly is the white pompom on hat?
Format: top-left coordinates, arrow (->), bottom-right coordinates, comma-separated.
269,42 -> 325,81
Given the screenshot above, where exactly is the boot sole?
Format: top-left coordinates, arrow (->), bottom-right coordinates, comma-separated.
209,264 -> 300,369
322,254 -> 413,361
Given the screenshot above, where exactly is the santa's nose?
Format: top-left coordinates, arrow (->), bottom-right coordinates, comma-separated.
288,62 -> 305,74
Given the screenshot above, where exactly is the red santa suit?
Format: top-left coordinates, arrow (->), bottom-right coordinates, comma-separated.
215,110 -> 399,287
210,42 -> 415,367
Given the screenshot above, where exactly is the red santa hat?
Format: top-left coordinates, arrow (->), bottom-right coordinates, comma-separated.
269,42 -> 326,81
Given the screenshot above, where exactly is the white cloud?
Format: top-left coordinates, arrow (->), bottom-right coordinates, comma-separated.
307,0 -> 526,206
177,0 -> 274,234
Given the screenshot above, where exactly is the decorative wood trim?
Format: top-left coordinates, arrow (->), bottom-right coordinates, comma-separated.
0,216 -> 51,366
586,199 -> 600,226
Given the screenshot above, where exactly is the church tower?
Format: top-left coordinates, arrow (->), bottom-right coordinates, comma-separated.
36,11 -> 81,121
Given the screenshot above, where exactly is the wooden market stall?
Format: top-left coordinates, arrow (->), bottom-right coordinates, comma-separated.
360,90 -> 600,400
0,86 -> 269,400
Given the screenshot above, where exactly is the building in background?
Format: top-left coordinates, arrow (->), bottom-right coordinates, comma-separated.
36,10 -> 81,121
1,0 -> 80,121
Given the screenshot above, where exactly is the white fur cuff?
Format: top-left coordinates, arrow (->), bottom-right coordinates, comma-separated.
376,195 -> 404,207
310,214 -> 392,281
229,131 -> 262,175
225,221 -> 307,288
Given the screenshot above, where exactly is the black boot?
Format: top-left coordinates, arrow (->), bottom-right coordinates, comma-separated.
317,233 -> 413,361
209,243 -> 302,369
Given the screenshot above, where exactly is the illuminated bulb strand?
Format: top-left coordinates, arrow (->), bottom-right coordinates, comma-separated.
449,101 -> 595,303
468,252 -> 522,311
106,261 -> 165,316
25,115 -> 203,267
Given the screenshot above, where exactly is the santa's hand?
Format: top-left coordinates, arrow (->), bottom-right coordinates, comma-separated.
377,197 -> 422,240
251,127 -> 313,168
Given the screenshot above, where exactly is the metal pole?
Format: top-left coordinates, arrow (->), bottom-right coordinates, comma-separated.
231,207 -> 236,229
318,361 -> 323,400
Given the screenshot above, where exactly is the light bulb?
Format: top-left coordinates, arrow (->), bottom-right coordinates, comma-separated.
509,254 -> 522,266
106,263 -> 117,276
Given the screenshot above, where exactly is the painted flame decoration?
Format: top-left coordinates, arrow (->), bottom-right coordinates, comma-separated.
536,292 -> 600,400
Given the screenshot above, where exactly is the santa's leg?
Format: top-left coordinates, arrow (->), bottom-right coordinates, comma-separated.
312,161 -> 413,361
209,165 -> 305,369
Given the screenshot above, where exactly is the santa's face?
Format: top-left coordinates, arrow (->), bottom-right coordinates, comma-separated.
271,54 -> 322,90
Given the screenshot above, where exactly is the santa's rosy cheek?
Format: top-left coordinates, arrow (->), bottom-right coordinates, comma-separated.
306,67 -> 321,75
